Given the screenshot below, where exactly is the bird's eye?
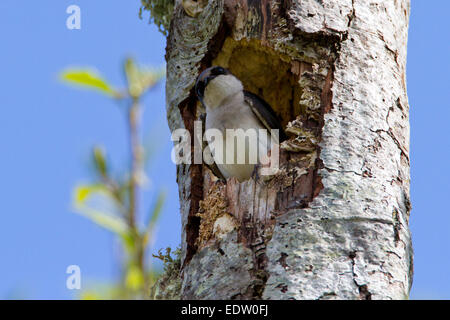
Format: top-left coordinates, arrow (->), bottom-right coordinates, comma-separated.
212,66 -> 227,76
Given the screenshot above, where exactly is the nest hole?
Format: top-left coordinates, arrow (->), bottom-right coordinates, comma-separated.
212,38 -> 303,129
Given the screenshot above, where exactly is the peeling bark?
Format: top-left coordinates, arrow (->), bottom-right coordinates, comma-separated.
163,0 -> 412,300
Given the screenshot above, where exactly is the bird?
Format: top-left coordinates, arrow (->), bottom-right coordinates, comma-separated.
195,66 -> 286,182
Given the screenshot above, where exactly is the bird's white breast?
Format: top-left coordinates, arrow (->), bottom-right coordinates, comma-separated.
205,93 -> 271,182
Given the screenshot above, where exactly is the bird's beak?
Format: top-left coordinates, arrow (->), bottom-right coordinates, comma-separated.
196,69 -> 214,107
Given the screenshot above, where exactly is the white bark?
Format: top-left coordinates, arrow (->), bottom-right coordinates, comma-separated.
162,0 -> 412,300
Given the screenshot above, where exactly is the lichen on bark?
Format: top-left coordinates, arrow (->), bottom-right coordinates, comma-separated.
150,248 -> 182,300
140,0 -> 175,35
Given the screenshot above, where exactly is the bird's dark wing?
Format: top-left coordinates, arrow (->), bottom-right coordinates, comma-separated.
203,140 -> 226,181
244,90 -> 287,141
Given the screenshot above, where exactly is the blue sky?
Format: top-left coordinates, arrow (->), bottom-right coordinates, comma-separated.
0,1 -> 448,299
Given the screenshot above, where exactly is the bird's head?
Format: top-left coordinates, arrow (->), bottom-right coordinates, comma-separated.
195,66 -> 243,110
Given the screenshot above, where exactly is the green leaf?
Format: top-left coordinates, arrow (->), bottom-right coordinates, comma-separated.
125,265 -> 144,291
60,69 -> 118,97
124,58 -> 141,98
74,203 -> 128,236
92,146 -> 108,178
73,184 -> 128,236
73,184 -> 106,205
124,58 -> 165,98
75,186 -> 91,204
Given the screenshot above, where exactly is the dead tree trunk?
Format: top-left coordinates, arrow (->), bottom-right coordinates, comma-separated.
162,0 -> 413,300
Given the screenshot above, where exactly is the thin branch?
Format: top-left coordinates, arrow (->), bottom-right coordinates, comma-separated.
128,98 -> 141,230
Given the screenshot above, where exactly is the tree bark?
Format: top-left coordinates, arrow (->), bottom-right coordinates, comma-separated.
163,0 -> 412,300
